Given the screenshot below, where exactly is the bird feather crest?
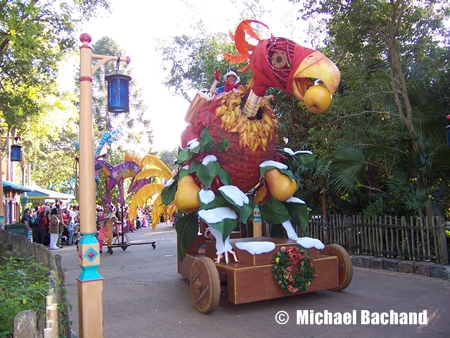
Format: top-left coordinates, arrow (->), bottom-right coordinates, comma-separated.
223,20 -> 270,67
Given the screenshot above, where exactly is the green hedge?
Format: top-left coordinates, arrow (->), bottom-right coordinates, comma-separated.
0,256 -> 50,337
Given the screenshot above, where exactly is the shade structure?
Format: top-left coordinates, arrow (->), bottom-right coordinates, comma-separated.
10,144 -> 22,162
105,73 -> 132,113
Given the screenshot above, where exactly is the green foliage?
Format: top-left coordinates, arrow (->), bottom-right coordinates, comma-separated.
0,0 -> 110,127
296,0 -> 450,216
0,256 -> 50,337
91,37 -> 153,152
157,149 -> 178,171
176,212 -> 200,262
156,33 -> 253,101
260,196 -> 291,225
271,245 -> 315,294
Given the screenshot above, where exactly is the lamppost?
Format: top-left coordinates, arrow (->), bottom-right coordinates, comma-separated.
0,132 -> 23,227
20,193 -> 28,216
78,33 -> 130,338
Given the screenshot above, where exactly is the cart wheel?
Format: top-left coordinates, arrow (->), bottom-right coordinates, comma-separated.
121,245 -> 128,251
189,257 -> 220,313
151,243 -> 156,249
321,244 -> 353,291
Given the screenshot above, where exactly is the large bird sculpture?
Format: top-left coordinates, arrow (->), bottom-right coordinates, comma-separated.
160,20 -> 340,263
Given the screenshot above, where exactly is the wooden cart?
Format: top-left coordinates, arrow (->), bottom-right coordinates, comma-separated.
178,231 -> 353,313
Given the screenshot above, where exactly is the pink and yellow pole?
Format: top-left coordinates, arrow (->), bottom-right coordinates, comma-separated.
77,33 -> 129,338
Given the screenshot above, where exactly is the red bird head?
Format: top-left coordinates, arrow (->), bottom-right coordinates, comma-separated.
223,20 -> 340,103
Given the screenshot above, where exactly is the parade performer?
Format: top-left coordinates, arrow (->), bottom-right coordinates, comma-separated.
209,69 -> 240,94
97,204 -> 117,254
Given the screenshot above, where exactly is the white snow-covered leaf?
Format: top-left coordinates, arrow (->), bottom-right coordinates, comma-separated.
285,196 -> 306,204
165,178 -> 174,187
283,147 -> 313,156
187,139 -> 199,149
201,155 -> 217,165
235,241 -> 276,255
259,160 -> 287,170
208,227 -> 232,254
198,207 -> 237,223
297,237 -> 325,250
218,185 -> 249,207
199,189 -> 215,204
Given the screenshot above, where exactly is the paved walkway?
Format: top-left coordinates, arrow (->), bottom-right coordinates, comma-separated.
57,223 -> 450,338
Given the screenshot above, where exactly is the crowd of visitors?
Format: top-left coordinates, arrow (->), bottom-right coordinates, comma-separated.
22,200 -> 80,250
21,200 -> 159,252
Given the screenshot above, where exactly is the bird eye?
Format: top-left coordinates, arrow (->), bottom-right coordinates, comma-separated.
270,51 -> 290,69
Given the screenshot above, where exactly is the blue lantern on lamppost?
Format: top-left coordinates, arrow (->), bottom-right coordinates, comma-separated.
10,143 -> 22,162
105,59 -> 132,113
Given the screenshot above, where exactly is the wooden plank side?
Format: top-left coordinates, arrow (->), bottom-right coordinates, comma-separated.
229,237 -> 319,266
226,256 -> 339,304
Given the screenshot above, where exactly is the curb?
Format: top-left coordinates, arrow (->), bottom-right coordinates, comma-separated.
350,255 -> 450,281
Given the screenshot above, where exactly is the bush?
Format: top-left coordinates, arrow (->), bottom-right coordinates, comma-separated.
0,256 -> 50,337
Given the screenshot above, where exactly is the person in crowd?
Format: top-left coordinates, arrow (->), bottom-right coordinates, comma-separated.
69,205 -> 78,222
33,210 -> 46,245
61,208 -> 69,226
97,204 -> 117,254
55,206 -> 64,248
38,210 -> 49,245
32,206 -> 39,220
44,202 -> 51,214
135,216 -> 141,230
141,213 -> 148,228
49,208 -> 60,250
172,212 -> 179,227
21,208 -> 32,227
66,216 -> 76,245
96,206 -> 104,230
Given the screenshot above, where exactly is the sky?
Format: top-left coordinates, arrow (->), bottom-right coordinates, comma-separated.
77,0 -> 307,152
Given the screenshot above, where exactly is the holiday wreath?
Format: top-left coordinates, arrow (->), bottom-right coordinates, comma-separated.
271,245 -> 317,294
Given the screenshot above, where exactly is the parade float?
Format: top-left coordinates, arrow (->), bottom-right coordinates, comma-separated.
93,132 -> 160,252
130,20 -> 353,313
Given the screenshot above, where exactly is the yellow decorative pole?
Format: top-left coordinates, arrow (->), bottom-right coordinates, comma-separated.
77,33 -> 130,337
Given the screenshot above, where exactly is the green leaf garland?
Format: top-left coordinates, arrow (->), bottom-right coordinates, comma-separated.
271,245 -> 316,293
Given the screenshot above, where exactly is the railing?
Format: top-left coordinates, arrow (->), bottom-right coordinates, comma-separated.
298,215 -> 449,264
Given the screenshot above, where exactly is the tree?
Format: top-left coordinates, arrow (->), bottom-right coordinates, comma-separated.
1,0 -> 111,194
157,148 -> 178,173
90,37 -> 154,154
297,0 -> 450,216
0,0 -> 110,134
157,32 -> 253,102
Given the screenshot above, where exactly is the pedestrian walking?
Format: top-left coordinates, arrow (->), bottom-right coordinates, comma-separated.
49,208 -> 60,250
